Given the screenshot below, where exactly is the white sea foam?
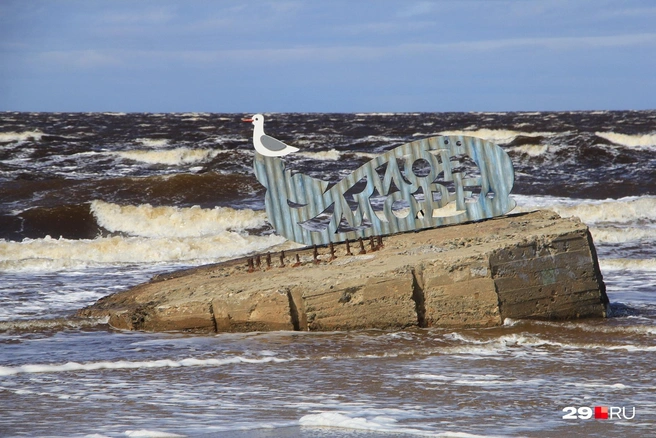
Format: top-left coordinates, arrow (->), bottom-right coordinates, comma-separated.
0,355 -> 294,377
530,320 -> 656,335
566,382 -> 628,390
0,130 -> 44,144
136,138 -> 169,148
299,412 -> 498,437
406,373 -> 546,388
116,148 -> 219,165
353,151 -> 380,160
124,430 -> 185,438
599,258 -> 656,272
589,226 -> 656,244
596,132 -> 656,149
1,202 -> 298,272
514,195 -> 656,225
90,201 -> 267,238
507,144 -> 558,157
297,149 -> 341,161
0,233 -> 287,271
444,332 -> 656,354
439,129 -> 554,145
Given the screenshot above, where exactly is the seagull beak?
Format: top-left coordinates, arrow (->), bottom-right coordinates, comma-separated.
242,117 -> 253,123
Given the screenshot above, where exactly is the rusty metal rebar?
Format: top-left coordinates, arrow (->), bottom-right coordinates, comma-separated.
247,258 -> 254,273
313,245 -> 320,264
345,239 -> 353,256
279,250 -> 285,268
329,242 -> 336,261
292,253 -> 301,267
358,237 -> 366,255
266,252 -> 271,269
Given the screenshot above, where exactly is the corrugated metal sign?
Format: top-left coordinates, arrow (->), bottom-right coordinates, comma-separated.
253,135 -> 516,246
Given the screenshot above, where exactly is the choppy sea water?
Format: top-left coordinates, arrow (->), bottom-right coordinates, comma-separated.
1,111 -> 655,437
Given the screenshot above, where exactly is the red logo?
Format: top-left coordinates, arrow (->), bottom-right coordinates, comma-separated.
563,406 -> 635,420
594,406 -> 609,420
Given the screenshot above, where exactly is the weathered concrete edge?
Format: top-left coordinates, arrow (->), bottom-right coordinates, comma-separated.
77,211 -> 611,333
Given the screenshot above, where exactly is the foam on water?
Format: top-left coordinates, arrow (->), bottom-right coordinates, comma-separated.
136,138 -> 169,148
0,317 -> 108,332
595,131 -> 656,149
115,148 -> 219,165
1,202 -> 298,275
297,149 -> 342,161
14,333 -> 650,380
443,332 -> 656,355
439,128 -> 554,145
514,195 -> 656,225
299,412 -> 500,437
506,144 -> 552,157
590,226 -> 656,244
0,232 -> 287,271
527,319 -> 656,335
600,258 -> 656,272
124,430 -> 184,438
0,130 -> 44,143
90,201 -> 267,238
0,355 -> 296,377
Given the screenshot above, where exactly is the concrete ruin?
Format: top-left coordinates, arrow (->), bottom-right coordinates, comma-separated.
77,210 -> 609,332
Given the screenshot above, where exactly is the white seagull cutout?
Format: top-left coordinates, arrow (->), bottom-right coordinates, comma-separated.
243,114 -> 299,157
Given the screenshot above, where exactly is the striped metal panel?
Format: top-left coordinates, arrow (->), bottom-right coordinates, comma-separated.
253,135 -> 516,246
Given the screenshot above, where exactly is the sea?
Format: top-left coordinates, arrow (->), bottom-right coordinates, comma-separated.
0,111 -> 655,437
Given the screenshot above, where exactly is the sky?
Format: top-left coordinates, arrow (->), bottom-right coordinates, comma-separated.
1,0 -> 655,113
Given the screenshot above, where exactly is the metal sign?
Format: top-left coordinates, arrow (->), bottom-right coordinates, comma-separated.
246,115 -> 516,246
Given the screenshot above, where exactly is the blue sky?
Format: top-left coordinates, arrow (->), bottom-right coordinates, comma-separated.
1,0 -> 655,113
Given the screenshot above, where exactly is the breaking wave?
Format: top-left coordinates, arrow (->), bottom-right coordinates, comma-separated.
135,137 -> 169,148
595,132 -> 656,149
444,332 -> 656,354
0,355 -> 295,377
0,130 -> 44,144
297,149 -> 342,161
115,148 -> 219,165
515,195 -> 656,225
506,144 -> 551,157
0,233 -> 286,271
590,226 -> 656,244
90,200 -> 267,238
0,201 -> 295,272
599,258 -> 656,272
439,128 -> 553,145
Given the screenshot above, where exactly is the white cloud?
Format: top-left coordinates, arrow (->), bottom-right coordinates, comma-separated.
37,50 -> 123,69
99,7 -> 176,25
34,30 -> 656,72
397,1 -> 436,18
440,33 -> 656,51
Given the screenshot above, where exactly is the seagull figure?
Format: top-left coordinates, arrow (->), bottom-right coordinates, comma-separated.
242,113 -> 299,157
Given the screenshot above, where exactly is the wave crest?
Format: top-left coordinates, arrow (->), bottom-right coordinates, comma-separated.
116,148 -> 219,165
515,196 -> 656,225
0,233 -> 287,271
596,132 -> 656,149
90,200 -> 267,238
439,128 -> 553,145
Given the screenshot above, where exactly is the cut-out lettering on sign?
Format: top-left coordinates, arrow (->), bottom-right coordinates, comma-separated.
252,135 -> 516,246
